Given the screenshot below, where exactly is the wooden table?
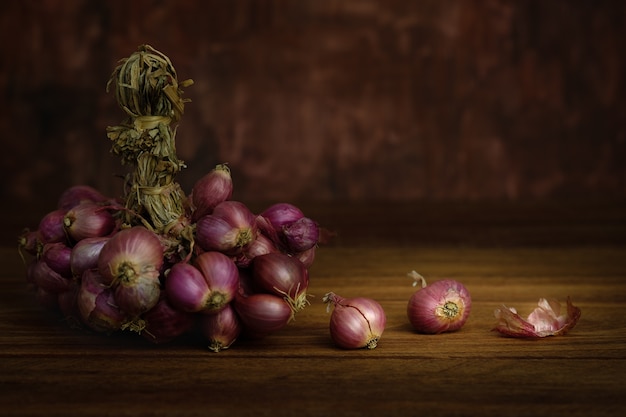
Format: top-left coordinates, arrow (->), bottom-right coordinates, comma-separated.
1,201 -> 625,416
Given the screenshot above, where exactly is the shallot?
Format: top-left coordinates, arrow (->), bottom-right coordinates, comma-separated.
200,304 -> 242,352
57,185 -> 109,210
63,201 -> 116,242
97,226 -> 163,316
406,271 -> 471,334
195,200 -> 257,255
77,269 -> 127,333
234,292 -> 293,337
38,209 -> 68,244
252,252 -> 309,313
166,252 -> 239,314
141,294 -> 196,344
190,163 -> 233,221
323,292 -> 386,350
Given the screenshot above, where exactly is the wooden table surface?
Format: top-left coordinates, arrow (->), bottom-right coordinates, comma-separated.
1,201 -> 625,417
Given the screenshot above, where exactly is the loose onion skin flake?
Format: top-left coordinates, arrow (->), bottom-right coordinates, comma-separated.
493,297 -> 581,338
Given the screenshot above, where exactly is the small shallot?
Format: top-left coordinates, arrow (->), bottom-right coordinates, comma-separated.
77,269 -> 127,333
234,292 -> 293,337
57,185 -> 109,210
190,163 -> 233,221
252,252 -> 309,313
70,237 -> 109,279
323,292 -> 386,350
63,201 -> 116,242
97,226 -> 164,316
41,242 -> 72,278
194,251 -> 240,313
141,294 -> 196,344
200,304 -> 242,352
493,297 -> 581,338
406,271 -> 471,334
38,209 -> 68,244
195,201 -> 257,255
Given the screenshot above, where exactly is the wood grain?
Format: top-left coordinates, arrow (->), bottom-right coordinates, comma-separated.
2,210 -> 625,417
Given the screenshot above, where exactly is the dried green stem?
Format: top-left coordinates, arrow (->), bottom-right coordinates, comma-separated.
106,45 -> 194,258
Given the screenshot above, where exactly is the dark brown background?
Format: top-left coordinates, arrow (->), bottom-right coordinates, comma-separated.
2,1 -> 625,232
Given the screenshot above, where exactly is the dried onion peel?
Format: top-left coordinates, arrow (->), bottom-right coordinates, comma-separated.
493,297 -> 581,338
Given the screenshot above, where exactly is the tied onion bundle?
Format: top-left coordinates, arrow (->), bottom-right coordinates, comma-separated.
17,45 -> 323,351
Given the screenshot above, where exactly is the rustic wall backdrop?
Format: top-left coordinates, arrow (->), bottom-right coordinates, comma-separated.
2,0 -> 625,213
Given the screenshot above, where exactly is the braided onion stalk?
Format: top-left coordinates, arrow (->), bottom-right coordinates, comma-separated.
106,45 -> 194,260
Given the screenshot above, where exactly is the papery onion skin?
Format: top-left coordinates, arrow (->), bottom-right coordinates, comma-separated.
194,251 -> 240,313
234,292 -> 293,337
114,272 -> 161,317
200,304 -> 242,352
282,217 -> 319,253
407,272 -> 471,334
493,297 -> 581,338
141,294 -> 196,344
77,269 -> 127,333
63,202 -> 116,242
323,292 -> 386,350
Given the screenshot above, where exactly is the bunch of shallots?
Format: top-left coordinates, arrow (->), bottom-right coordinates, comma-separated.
18,170 -> 322,351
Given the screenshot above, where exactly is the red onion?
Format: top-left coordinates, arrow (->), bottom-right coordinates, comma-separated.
77,269 -> 127,333
260,203 -> 304,229
97,226 -> 164,286
63,201 -> 116,242
57,185 -> 108,210
252,252 -> 309,313
38,209 -> 68,244
97,226 -> 164,316
141,294 -> 196,344
30,259 -> 72,294
195,201 -> 257,255
194,251 -> 240,313
41,242 -> 72,278
282,217 -> 319,253
165,262 -> 209,313
234,233 -> 278,268
190,164 -> 233,222
406,271 -> 472,334
114,273 -> 161,317
234,292 -> 293,337
323,292 -> 386,350
70,236 -> 109,279
18,229 -> 41,257
200,304 -> 242,352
